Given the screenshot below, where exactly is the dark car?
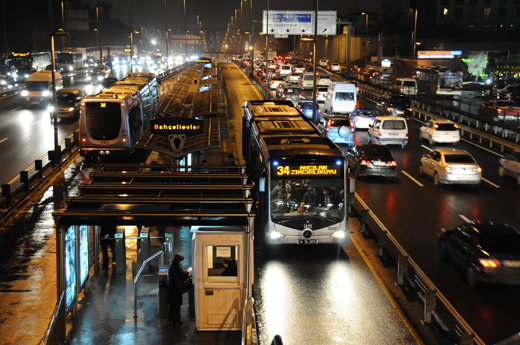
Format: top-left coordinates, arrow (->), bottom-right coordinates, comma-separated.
296,101 -> 320,120
276,85 -> 300,101
101,77 -> 118,88
497,85 -> 520,100
347,144 -> 397,179
376,94 -> 412,119
48,88 -> 84,121
438,221 -> 520,287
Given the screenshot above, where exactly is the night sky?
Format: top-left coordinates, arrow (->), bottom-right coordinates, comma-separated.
84,0 -> 392,31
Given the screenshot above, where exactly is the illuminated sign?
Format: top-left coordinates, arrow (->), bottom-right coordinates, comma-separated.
152,117 -> 204,136
12,52 -> 30,57
417,50 -> 462,59
275,164 -> 341,176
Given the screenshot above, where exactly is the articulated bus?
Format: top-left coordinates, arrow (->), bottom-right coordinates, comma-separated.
243,100 -> 348,245
79,72 -> 159,158
413,66 -> 463,96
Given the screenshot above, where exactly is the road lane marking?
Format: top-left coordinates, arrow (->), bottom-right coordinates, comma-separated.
0,138 -> 7,144
461,138 -> 504,157
420,144 -> 433,152
401,170 -> 424,187
459,215 -> 471,223
482,177 -> 500,188
11,106 -> 23,111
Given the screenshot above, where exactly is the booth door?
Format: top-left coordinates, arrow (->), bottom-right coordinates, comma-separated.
199,242 -> 243,331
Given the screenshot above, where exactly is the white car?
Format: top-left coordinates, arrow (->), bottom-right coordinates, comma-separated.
317,75 -> 331,87
299,73 -> 314,89
329,63 -> 341,72
498,151 -> 520,185
268,76 -> 285,90
316,86 -> 327,102
419,119 -> 460,145
420,149 -> 482,187
318,58 -> 329,67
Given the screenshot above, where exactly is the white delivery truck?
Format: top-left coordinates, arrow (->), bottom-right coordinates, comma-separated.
21,71 -> 63,105
324,82 -> 357,115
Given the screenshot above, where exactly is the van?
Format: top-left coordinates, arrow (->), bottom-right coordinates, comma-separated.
394,78 -> 417,95
367,116 -> 408,149
324,82 -> 357,115
299,73 -> 314,89
21,70 -> 63,105
278,64 -> 292,77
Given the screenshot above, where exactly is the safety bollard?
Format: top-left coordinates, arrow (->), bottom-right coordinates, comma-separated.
359,209 -> 370,234
423,289 -> 437,324
377,231 -> 387,257
35,159 -> 43,178
1,184 -> 11,206
396,255 -> 409,286
271,335 -> 283,345
20,171 -> 29,191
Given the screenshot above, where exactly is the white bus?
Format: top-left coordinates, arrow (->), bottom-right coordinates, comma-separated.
56,47 -> 87,77
79,73 -> 159,159
414,66 -> 463,96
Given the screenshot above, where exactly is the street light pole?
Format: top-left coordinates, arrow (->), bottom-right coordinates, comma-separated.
265,0 -> 269,98
311,0 -> 318,124
363,12 -> 368,69
96,7 -> 102,64
183,0 -> 188,59
164,0 -> 169,70
412,9 -> 417,66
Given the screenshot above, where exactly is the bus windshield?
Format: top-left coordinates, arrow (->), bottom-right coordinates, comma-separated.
270,177 -> 345,229
56,54 -> 73,64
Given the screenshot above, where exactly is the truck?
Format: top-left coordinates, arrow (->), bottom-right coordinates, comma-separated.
6,52 -> 52,79
55,47 -> 87,77
20,70 -> 63,105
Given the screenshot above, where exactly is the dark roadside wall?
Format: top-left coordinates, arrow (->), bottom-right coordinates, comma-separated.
392,58 -> 465,80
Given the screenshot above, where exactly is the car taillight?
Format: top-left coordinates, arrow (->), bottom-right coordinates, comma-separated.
387,107 -> 393,113
388,161 -> 397,166
474,167 -> 482,173
405,135 -> 409,140
479,259 -> 500,268
445,166 -> 454,172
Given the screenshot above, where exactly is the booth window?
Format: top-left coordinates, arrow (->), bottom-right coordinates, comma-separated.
206,245 -> 239,283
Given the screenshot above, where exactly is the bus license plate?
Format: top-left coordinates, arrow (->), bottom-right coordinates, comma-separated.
298,239 -> 317,245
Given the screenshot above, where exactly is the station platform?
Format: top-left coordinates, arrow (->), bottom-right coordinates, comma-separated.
66,225 -> 243,345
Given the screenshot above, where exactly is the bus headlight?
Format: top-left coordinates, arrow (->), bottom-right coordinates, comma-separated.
21,90 -> 29,97
332,231 -> 345,239
42,90 -> 50,97
270,232 -> 282,239
47,105 -> 55,112
68,107 -> 74,112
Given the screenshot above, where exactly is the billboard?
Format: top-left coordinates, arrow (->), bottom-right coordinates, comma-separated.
79,225 -> 89,287
262,11 -> 337,35
65,226 -> 76,311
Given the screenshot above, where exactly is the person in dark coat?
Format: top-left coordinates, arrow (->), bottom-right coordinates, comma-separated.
222,258 -> 238,276
100,225 -> 117,270
167,253 -> 191,325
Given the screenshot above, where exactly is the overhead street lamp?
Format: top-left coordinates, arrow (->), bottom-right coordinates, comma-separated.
183,0 -> 188,59
130,29 -> 139,72
362,12 -> 368,69
412,9 -> 418,66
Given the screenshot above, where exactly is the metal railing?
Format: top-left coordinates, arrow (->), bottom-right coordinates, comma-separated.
134,250 -> 164,319
1,130 -> 79,208
40,291 -> 65,345
354,195 -> 485,345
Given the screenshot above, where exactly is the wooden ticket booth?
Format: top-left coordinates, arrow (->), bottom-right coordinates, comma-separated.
191,222 -> 254,331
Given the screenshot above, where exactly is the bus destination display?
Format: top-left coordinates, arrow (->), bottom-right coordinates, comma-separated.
275,164 -> 340,176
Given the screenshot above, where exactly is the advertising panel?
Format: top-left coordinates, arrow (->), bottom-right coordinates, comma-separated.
79,225 -> 89,286
65,226 -> 76,311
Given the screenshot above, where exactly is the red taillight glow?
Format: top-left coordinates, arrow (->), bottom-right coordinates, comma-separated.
122,138 -> 127,143
474,167 -> 482,173
388,161 -> 397,166
480,259 -> 500,268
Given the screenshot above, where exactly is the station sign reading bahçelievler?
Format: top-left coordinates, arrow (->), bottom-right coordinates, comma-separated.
152,117 -> 204,137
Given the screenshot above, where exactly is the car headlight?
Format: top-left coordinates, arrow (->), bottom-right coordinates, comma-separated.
47,105 -> 55,112
97,76 -> 103,80
0,80 -> 6,85
24,74 -> 29,79
21,90 -> 29,97
42,90 -> 50,97
86,75 -> 92,80
270,232 -> 283,239
332,231 -> 345,239
69,66 -> 74,71
68,107 -> 74,111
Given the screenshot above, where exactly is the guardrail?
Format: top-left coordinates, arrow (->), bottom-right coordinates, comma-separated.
0,130 -> 79,208
353,195 -> 485,345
